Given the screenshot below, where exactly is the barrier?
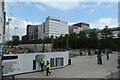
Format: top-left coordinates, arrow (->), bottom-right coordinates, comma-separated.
2,51 -> 69,76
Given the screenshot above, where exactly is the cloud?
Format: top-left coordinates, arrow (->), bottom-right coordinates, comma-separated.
89,2 -> 115,14
35,4 -> 46,11
5,17 -> 40,40
90,18 -> 118,29
105,4 -> 113,8
68,22 -> 77,25
39,1 -> 80,10
90,2 -> 102,14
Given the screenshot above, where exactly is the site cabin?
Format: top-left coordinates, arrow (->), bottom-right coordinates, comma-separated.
2,51 -> 69,76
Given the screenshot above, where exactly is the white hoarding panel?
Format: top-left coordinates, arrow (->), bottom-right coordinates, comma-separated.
2,52 -> 69,76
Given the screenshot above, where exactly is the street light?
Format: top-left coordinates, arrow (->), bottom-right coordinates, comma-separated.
96,27 -> 99,49
51,37 -> 54,52
41,36 -> 44,53
14,27 -> 18,36
66,39 -> 68,50
6,17 -> 12,41
60,34 -> 64,50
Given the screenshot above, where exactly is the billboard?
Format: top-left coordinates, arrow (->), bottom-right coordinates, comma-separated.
2,52 -> 69,76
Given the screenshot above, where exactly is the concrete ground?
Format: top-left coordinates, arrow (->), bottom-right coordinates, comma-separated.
15,52 -> 119,78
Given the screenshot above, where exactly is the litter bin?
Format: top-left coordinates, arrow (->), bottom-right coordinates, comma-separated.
68,59 -> 71,65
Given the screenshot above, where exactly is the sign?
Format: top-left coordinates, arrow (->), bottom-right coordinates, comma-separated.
2,52 -> 69,76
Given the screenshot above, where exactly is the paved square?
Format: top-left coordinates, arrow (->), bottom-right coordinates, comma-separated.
15,52 -> 118,78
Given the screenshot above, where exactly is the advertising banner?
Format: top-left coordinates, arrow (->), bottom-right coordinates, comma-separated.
2,52 -> 69,76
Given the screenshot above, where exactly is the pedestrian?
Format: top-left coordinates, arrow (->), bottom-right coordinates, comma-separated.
106,49 -> 109,60
88,50 -> 91,58
79,50 -> 82,56
40,58 -> 44,72
45,60 -> 51,76
99,50 -> 102,65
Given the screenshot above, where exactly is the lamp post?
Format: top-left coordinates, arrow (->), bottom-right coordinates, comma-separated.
96,27 -> 99,49
52,37 -> 54,52
66,39 -> 68,50
60,34 -> 64,50
6,17 -> 12,42
41,37 -> 44,53
14,27 -> 18,36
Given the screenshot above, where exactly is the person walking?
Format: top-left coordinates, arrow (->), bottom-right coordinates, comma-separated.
40,58 -> 44,72
79,49 -> 82,56
88,50 -> 91,58
45,60 -> 51,76
99,51 -> 102,64
106,49 -> 109,60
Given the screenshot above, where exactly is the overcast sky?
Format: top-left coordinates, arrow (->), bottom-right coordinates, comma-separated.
5,0 -> 118,40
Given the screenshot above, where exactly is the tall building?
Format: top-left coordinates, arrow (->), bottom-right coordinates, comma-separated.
26,25 -> 39,40
40,16 -> 68,38
0,0 -> 5,47
27,16 -> 69,40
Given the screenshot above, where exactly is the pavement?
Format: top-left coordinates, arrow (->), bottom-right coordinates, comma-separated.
15,52 -> 119,78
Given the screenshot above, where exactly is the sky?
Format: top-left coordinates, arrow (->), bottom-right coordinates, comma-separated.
5,0 -> 118,40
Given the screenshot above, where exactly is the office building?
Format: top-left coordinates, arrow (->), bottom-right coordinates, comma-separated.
27,16 -> 68,40
69,22 -> 90,34
40,16 -> 68,38
26,25 -> 39,40
110,27 -> 120,38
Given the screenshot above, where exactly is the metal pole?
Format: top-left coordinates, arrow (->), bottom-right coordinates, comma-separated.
7,23 -> 9,42
66,39 -> 68,50
52,38 -> 53,52
7,18 -> 12,42
97,27 -> 99,49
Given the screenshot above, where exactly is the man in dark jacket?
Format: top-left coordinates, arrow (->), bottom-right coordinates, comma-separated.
40,59 -> 44,72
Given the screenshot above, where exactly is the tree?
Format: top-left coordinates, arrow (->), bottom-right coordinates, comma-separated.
68,33 -> 78,49
88,31 -> 98,49
100,26 -> 113,49
43,37 -> 51,43
77,31 -> 87,49
101,26 -> 113,39
11,36 -> 20,46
